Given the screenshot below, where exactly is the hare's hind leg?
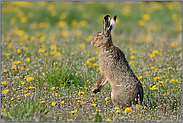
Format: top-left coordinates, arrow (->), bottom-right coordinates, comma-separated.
92,74 -> 108,94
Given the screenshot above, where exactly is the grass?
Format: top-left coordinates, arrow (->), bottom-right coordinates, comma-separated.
1,1 -> 182,122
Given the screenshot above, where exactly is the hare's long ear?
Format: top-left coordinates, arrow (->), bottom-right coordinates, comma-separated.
107,15 -> 117,33
103,15 -> 111,34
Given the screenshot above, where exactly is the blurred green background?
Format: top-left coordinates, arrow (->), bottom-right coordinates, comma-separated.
2,1 -> 181,41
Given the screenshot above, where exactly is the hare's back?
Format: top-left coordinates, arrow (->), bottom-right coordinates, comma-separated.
109,47 -> 139,82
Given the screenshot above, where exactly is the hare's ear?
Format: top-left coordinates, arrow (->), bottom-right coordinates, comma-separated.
107,15 -> 117,33
103,15 -> 111,34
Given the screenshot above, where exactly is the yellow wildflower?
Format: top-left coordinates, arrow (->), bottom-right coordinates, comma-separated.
152,50 -> 158,54
105,97 -> 109,101
21,81 -> 25,85
138,76 -> 142,80
23,46 -> 28,51
158,81 -> 164,84
26,58 -> 30,62
40,101 -> 45,103
54,52 -> 61,57
170,79 -> 178,82
167,67 -> 172,70
78,91 -> 84,95
153,76 -> 160,80
107,118 -> 112,122
51,102 -> 57,106
14,76 -> 19,79
52,93 -> 58,97
142,14 -> 151,21
1,81 -> 6,85
6,53 -> 11,57
24,92 -> 31,97
129,61 -> 134,65
75,72 -> 78,76
116,110 -> 121,113
11,65 -> 16,70
2,89 -> 9,94
179,53 -> 182,58
92,63 -> 97,67
51,44 -> 57,51
130,55 -> 135,60
71,111 -> 75,114
93,112 -> 97,115
89,57 -> 95,61
150,53 -> 155,58
138,20 -> 146,26
86,61 -> 91,65
26,76 -> 34,81
84,87 -> 89,89
80,43 -> 85,49
90,103 -> 96,107
136,104 -> 143,108
60,100 -> 64,104
154,68 -> 158,72
23,90 -> 27,93
151,66 -> 155,70
124,107 -> 132,114
146,71 -> 150,74
28,86 -> 35,89
39,48 -> 45,53
58,21 -> 66,28
80,20 -> 87,27
51,87 -> 56,91
150,85 -> 159,90
16,49 -> 21,53
13,61 -> 21,64
45,52 -> 49,56
2,70 -> 7,73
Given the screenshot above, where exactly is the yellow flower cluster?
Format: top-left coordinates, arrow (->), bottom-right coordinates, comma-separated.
2,89 -> 9,94
150,85 -> 159,90
26,76 -> 34,82
150,50 -> 159,58
124,107 -> 132,114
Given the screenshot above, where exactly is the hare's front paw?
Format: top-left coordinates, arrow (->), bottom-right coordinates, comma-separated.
92,87 -> 101,94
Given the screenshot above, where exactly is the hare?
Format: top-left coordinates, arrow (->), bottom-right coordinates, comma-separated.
91,15 -> 143,108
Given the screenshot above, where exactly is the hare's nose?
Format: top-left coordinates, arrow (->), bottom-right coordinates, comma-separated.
91,40 -> 94,45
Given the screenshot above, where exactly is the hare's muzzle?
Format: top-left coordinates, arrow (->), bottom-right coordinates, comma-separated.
91,39 -> 95,46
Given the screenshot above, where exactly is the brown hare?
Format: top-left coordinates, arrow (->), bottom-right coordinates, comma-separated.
91,15 -> 144,108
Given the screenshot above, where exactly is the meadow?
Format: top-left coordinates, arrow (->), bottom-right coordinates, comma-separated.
1,1 -> 182,122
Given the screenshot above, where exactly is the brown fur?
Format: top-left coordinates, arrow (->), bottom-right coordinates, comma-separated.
91,15 -> 143,108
